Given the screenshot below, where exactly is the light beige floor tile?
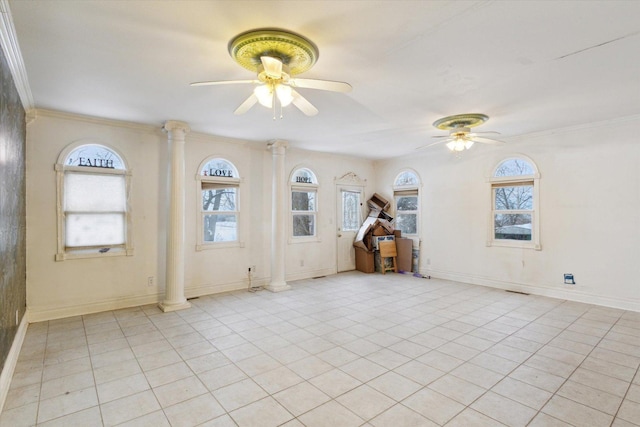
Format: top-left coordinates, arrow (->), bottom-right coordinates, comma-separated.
287,355 -> 335,380
235,353 -> 281,377
197,364 -> 248,391
524,354 -> 577,378
212,378 -> 268,412
198,414 -> 240,427
445,408 -> 508,427
100,389 -> 161,426
336,384 -> 396,420
340,358 -> 388,383
309,368 -> 362,398
40,370 -> 95,400
36,406 -> 103,427
542,395 -> 613,427
90,347 -> 136,369
527,412 -> 573,427
253,365 -> 305,394
471,390 -> 537,426
509,364 -> 565,393
41,356 -> 92,382
491,376 -> 551,410
627,384 -> 640,403
368,371 -> 422,401
468,352 -> 519,375
3,382 -> 40,410
297,400 -> 363,427
37,386 -> 98,423
570,367 -> 630,397
270,344 -> 312,364
116,410 -> 170,427
152,375 -> 208,408
417,350 -> 465,372
370,403 -> 438,427
393,360 -> 445,386
451,362 -> 504,389
365,348 -> 411,370
402,388 -> 465,425
144,361 -> 193,388
93,358 -> 142,385
163,393 -> 226,426
429,374 -> 486,405
557,380 -> 623,415
274,381 -> 331,416
342,338 -> 383,357
0,401 -> 38,427
229,396 -> 294,427
617,400 -> 640,425
96,372 -> 150,403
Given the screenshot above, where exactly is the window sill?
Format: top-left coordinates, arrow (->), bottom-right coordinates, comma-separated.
487,240 -> 541,250
196,241 -> 244,251
56,247 -> 133,261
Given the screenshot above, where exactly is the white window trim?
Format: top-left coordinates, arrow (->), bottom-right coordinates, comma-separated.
289,181 -> 320,243
487,157 -> 541,250
393,169 -> 421,240
195,158 -> 244,251
55,143 -> 133,261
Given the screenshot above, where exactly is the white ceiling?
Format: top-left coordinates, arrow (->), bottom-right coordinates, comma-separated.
8,0 -> 640,159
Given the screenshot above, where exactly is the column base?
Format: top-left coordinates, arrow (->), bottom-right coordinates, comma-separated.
158,300 -> 191,313
266,281 -> 291,293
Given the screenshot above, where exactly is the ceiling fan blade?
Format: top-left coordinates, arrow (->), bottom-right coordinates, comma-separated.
432,135 -> 450,139
471,136 -> 505,145
291,89 -> 318,116
261,56 -> 283,79
471,130 -> 501,135
416,140 -> 446,150
190,79 -> 258,87
290,78 -> 352,93
233,94 -> 258,115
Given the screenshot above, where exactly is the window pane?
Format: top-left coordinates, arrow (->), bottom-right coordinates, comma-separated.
65,173 -> 126,212
293,214 -> 315,236
494,185 -> 533,210
66,144 -> 125,169
396,196 -> 418,211
394,171 -> 418,186
342,191 -> 360,232
203,214 -> 237,242
202,188 -> 236,211
66,213 -> 125,247
397,213 -> 417,235
494,158 -> 534,177
292,191 -> 315,211
494,214 -> 532,241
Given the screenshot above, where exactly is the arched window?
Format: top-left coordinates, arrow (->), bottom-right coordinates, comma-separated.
56,143 -> 132,260
197,157 -> 241,249
393,170 -> 420,237
290,167 -> 318,239
489,157 -> 541,249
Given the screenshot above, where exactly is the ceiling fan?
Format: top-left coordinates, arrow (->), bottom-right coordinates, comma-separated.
419,113 -> 505,151
191,28 -> 352,118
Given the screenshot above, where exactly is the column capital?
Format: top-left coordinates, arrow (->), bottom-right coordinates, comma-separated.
163,120 -> 191,135
267,139 -> 288,152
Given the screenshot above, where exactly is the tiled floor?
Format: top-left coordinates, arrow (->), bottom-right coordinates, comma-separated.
2,272 -> 640,427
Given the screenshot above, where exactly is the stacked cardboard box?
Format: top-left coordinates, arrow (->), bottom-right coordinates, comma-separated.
353,193 -> 414,274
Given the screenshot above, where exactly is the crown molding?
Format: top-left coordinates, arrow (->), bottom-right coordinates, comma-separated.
0,0 -> 34,110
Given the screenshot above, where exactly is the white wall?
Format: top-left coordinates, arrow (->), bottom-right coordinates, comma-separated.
25,110 -> 375,321
374,116 -> 640,312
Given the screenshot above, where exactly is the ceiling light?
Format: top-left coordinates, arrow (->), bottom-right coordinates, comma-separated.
254,84 -> 273,108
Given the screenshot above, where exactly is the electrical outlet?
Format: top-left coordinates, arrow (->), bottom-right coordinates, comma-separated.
147,276 -> 155,287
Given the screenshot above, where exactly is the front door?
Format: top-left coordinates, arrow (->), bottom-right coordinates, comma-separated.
337,187 -> 363,272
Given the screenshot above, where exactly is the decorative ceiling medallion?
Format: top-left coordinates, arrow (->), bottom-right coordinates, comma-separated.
433,113 -> 489,130
228,28 -> 319,76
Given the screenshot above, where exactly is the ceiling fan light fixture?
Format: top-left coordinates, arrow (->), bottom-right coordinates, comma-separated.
254,84 -> 273,108
464,139 -> 474,150
276,84 -> 293,107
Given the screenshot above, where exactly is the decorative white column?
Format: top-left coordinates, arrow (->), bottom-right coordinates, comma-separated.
266,140 -> 291,292
159,120 -> 192,312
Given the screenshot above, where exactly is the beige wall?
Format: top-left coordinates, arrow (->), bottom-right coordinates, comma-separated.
374,116 -> 640,312
25,110 -> 375,321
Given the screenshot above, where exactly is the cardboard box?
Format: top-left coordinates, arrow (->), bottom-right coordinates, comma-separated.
393,230 -> 402,238
367,193 -> 390,212
355,247 -> 375,273
396,238 -> 413,272
372,235 -> 395,250
353,216 -> 378,250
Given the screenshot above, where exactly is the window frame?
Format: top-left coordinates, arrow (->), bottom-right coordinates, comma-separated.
487,156 -> 541,250
289,167 -> 319,243
55,142 -> 133,261
196,157 -> 243,250
393,169 -> 421,238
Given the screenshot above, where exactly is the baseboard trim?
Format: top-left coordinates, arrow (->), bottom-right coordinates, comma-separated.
425,269 -> 640,313
0,313 -> 29,414
286,267 -> 335,282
